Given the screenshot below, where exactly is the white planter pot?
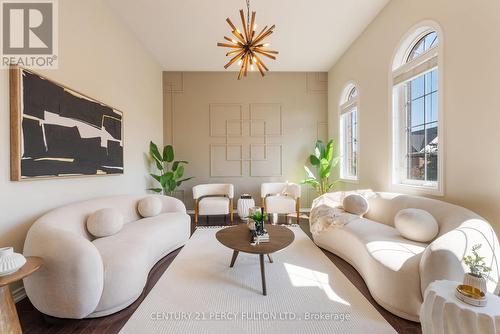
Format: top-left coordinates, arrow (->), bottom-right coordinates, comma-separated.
0,247 -> 26,277
463,273 -> 487,293
237,197 -> 255,220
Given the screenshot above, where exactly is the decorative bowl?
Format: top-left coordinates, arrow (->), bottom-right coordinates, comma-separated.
0,247 -> 27,277
455,284 -> 487,307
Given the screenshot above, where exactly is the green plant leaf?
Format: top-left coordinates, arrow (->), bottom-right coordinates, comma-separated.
163,145 -> 174,163
174,165 -> 184,179
160,172 -> 174,187
325,139 -> 334,162
315,140 -> 326,159
176,177 -> 194,186
172,160 -> 188,171
150,173 -> 161,183
303,165 -> 316,179
319,158 -> 331,179
167,179 -> 177,192
148,188 -> 163,193
309,155 -> 320,166
150,141 -> 162,162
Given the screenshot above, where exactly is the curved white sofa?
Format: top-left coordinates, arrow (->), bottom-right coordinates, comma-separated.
23,195 -> 190,319
310,190 -> 500,322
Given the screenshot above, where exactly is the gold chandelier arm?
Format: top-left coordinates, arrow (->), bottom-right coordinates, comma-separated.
254,49 -> 276,60
252,25 -> 275,46
224,50 -> 245,69
217,42 -> 241,49
239,9 -> 249,42
238,53 -> 248,80
249,11 -> 256,40
253,55 -> 266,76
226,18 -> 237,31
252,52 -> 269,71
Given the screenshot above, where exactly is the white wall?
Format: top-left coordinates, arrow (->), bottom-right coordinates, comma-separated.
328,0 -> 500,235
0,0 -> 163,254
164,72 -> 328,209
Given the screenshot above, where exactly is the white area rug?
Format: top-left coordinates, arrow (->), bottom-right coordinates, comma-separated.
120,226 -> 396,334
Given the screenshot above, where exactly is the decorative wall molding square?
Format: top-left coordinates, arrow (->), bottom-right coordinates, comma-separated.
249,103 -> 283,136
209,103 -> 243,137
250,144 -> 283,177
163,72 -> 184,93
209,144 -> 243,177
306,72 -> 328,94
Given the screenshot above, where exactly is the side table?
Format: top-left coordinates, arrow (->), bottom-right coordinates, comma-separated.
421,280 -> 500,334
0,256 -> 43,334
237,195 -> 255,221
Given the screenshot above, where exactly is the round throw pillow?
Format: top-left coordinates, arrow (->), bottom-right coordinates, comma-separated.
342,194 -> 369,216
87,208 -> 124,238
394,208 -> 438,242
138,196 -> 162,218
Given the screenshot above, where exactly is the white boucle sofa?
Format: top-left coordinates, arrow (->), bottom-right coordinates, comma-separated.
310,190 -> 500,322
23,195 -> 190,319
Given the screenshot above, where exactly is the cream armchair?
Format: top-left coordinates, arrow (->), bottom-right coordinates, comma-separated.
261,182 -> 301,224
193,184 -> 234,226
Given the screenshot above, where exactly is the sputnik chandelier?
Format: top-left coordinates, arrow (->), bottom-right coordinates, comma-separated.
217,0 -> 278,80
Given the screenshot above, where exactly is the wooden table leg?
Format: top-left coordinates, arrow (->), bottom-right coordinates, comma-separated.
229,250 -> 239,267
267,254 -> 273,263
0,285 -> 22,334
259,254 -> 267,296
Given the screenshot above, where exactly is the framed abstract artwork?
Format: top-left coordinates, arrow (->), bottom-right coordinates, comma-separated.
10,67 -> 124,180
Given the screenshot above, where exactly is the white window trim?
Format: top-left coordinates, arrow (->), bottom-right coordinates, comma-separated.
389,21 -> 445,196
339,82 -> 359,183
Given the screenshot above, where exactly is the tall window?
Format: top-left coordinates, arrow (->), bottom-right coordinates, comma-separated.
392,25 -> 442,194
340,85 -> 358,181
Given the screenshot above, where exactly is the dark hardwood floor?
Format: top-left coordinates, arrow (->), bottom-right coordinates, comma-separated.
16,215 -> 421,334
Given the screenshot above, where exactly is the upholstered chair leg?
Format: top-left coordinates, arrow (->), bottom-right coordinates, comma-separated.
229,198 -> 234,224
262,197 -> 267,214
194,199 -> 199,227
296,197 -> 301,224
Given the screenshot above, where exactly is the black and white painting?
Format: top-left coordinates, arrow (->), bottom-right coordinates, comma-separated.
12,69 -> 124,179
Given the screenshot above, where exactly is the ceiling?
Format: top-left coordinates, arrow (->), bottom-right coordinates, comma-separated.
104,0 -> 390,72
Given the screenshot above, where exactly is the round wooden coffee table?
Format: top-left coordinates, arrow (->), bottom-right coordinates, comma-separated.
216,224 -> 294,295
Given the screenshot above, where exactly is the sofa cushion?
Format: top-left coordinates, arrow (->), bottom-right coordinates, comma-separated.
198,197 -> 229,215
138,196 -> 162,218
86,208 -> 124,238
343,194 -> 369,216
395,208 -> 438,242
265,196 -> 296,214
92,212 -> 189,313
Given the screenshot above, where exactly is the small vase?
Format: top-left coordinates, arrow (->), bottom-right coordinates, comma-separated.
0,247 -> 26,277
463,273 -> 487,293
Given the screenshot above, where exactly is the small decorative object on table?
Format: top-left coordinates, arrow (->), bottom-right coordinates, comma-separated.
237,194 -> 255,221
0,247 -> 26,277
454,284 -> 487,307
247,207 -> 269,244
462,243 -> 491,294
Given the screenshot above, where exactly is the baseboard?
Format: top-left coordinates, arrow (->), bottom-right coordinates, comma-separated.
13,286 -> 26,303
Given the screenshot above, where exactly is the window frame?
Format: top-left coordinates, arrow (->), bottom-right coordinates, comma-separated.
390,21 -> 444,196
339,83 -> 359,183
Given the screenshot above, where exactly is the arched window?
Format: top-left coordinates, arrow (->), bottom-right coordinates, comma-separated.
339,84 -> 358,181
391,23 -> 443,194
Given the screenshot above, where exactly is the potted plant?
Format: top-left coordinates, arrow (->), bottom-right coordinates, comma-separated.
247,208 -> 268,233
301,139 -> 339,195
148,141 -> 193,196
463,244 -> 491,292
